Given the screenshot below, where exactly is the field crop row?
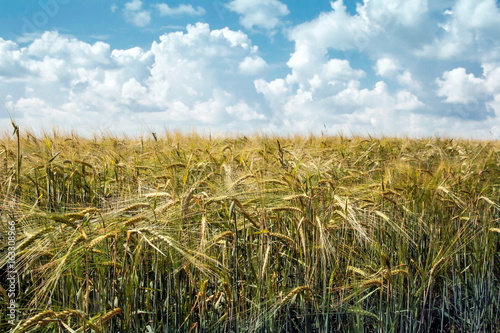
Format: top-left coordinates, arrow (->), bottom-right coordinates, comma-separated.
1,130 -> 499,332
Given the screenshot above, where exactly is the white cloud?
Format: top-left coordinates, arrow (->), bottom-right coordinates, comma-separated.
361,0 -> 428,27
122,78 -> 148,103
122,1 -> 205,27
483,63 -> 500,93
395,90 -> 425,110
155,3 -> 205,16
27,32 -> 111,67
123,0 -> 151,27
226,0 -> 289,30
374,58 -> 421,91
238,56 -> 267,75
289,1 -> 370,53
434,65 -> 500,122
226,102 -> 266,121
256,68 -> 426,134
0,26 -> 268,134
255,1 -> 430,135
286,1 -> 375,86
254,77 -> 290,112
1,1 -> 500,139
131,11 -> 151,27
418,0 -> 500,61
0,38 -> 27,79
253,0 -> 498,138
125,0 -> 142,12
374,58 -> 400,78
396,71 -> 421,92
436,67 -> 486,104
332,81 -> 392,110
323,59 -> 365,81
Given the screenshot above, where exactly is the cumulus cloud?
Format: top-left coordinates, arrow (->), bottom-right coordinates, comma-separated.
418,0 -> 500,61
238,56 -> 267,75
361,0 -> 429,28
249,0 -> 499,137
374,58 -> 421,92
375,58 -> 400,78
397,71 -> 421,92
122,1 -> 205,27
436,68 -> 486,104
226,102 -> 266,121
124,0 -> 142,12
251,0 -> 430,135
323,59 -> 365,81
226,0 -> 289,30
435,65 -> 499,120
1,0 -> 500,139
155,3 -> 205,16
123,0 -> 151,27
288,1 -> 369,66
286,0 -> 436,79
395,91 -> 425,110
483,64 -> 500,93
0,38 -> 28,79
0,26 -> 269,133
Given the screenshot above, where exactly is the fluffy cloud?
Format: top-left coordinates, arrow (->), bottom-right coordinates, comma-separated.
123,0 -> 151,27
238,56 -> 267,75
250,0 -> 499,137
252,0 -> 429,135
287,1 -> 370,78
483,64 -> 500,93
155,3 -> 205,16
436,68 -> 486,104
226,102 -> 266,121
226,0 -> 289,30
1,26 -> 268,133
1,0 -> 499,139
418,0 -> 500,61
122,1 -> 206,27
27,32 -> 111,67
360,0 -> 429,28
323,59 -> 365,82
375,58 -> 400,78
374,58 -> 421,92
435,65 -> 500,121
0,38 -> 28,79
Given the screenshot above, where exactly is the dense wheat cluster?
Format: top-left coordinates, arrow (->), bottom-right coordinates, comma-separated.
1,130 -> 499,332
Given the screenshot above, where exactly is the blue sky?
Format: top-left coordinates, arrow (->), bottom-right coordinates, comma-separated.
1,0 -> 500,138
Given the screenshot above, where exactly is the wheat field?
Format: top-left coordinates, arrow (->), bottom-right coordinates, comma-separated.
1,129 -> 499,332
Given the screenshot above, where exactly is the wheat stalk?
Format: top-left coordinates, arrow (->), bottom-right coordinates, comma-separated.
17,310 -> 56,332
100,307 -> 123,323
